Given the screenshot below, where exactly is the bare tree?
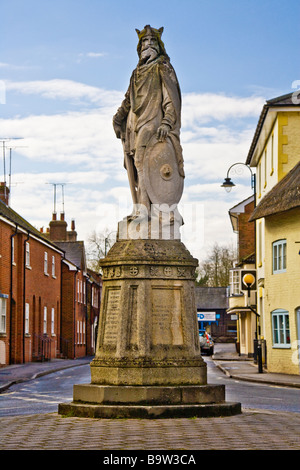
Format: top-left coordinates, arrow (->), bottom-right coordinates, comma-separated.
196,242 -> 237,287
86,228 -> 117,272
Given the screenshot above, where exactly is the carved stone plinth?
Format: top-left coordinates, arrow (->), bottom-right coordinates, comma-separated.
58,239 -> 241,418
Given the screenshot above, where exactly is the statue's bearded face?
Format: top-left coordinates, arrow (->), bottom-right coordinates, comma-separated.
139,34 -> 160,63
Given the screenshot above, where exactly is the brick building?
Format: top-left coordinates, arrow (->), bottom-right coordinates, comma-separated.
0,183 -> 64,364
43,212 -> 102,359
0,183 -> 102,364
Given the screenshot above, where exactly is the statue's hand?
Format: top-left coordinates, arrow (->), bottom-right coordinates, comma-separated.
157,124 -> 170,142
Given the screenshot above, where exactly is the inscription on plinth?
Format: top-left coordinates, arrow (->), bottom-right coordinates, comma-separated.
151,287 -> 184,346
103,288 -> 121,346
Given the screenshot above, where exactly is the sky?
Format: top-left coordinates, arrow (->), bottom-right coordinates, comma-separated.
1,0 -> 299,263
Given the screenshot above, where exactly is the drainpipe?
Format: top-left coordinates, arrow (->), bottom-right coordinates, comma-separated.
9,224 -> 18,364
23,231 -> 30,363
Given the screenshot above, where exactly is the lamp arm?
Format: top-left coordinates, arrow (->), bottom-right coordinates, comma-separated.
226,162 -> 253,179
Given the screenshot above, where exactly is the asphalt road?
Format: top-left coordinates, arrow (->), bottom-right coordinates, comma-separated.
0,356 -> 299,417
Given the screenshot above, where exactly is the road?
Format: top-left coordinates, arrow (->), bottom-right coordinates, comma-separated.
0,356 -> 299,417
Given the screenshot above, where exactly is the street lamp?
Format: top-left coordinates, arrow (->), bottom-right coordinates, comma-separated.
221,162 -> 256,194
242,272 -> 263,374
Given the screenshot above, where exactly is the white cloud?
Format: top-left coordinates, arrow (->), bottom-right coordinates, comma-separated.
182,93 -> 265,127
5,79 -> 123,107
2,79 -> 262,259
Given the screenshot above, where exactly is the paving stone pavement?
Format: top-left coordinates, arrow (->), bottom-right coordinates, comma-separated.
1,408 -> 300,450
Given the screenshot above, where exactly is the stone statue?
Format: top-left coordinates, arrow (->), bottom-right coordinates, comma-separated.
58,25 -> 241,419
113,25 -> 184,220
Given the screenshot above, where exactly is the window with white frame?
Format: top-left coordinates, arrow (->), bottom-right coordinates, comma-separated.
44,252 -> 48,274
272,309 -> 290,347
83,321 -> 86,345
43,306 -> 47,334
52,256 -> 55,277
12,236 -> 15,264
0,297 -> 7,333
25,303 -> 30,335
77,279 -> 80,303
25,242 -> 30,267
229,269 -> 240,295
273,239 -> 287,274
77,320 -> 80,344
51,308 -> 55,335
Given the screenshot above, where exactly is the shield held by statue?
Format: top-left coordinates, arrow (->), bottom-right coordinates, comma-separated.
144,136 -> 184,208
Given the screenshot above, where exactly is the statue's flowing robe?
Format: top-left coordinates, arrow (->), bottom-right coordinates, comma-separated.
113,55 -> 184,179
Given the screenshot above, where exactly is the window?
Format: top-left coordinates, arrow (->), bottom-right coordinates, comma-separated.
51,308 -> 55,335
44,252 -> 48,274
264,149 -> 267,188
52,256 -> 55,277
271,134 -> 274,175
0,297 -> 7,333
12,236 -> 15,264
77,320 -> 80,344
43,307 -> 47,334
25,303 -> 30,335
272,309 -> 290,347
25,242 -> 30,267
77,280 -> 80,303
230,269 -> 240,295
273,240 -> 287,273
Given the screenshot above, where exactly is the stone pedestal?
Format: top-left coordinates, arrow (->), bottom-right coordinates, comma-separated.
58,237 -> 241,418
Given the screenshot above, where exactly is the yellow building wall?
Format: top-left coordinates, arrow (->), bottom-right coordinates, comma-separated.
278,111 -> 300,180
264,208 -> 300,374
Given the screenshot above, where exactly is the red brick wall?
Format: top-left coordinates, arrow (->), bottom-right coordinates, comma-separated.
238,200 -> 255,263
0,219 -> 62,364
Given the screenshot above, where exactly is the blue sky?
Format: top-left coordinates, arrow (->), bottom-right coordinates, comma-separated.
1,0 -> 299,261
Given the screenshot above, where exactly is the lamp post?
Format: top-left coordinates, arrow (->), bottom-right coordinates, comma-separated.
221,162 -> 256,196
242,273 -> 263,374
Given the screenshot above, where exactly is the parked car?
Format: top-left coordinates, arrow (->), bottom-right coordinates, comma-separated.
199,332 -> 214,356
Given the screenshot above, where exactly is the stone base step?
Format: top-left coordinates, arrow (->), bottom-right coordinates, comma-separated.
58,401 -> 242,419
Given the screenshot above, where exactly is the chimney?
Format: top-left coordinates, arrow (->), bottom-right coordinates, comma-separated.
49,211 -> 67,241
67,218 -> 77,242
0,182 -> 10,206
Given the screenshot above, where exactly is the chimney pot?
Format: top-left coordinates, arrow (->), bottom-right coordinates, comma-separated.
71,219 -> 75,231
60,212 -> 65,221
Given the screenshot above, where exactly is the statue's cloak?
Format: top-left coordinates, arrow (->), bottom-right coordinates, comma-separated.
113,55 -> 184,178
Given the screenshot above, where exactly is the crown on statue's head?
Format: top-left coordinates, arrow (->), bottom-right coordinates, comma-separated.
135,25 -> 164,40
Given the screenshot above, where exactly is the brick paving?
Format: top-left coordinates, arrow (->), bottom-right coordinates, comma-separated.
1,408 -> 300,450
